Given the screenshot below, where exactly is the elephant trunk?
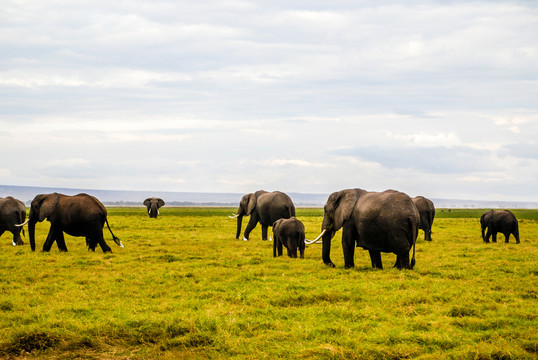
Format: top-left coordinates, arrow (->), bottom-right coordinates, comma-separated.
28,220 -> 37,251
149,205 -> 158,218
236,215 -> 243,239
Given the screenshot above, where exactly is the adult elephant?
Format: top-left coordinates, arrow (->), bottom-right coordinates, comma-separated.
0,196 -> 27,246
143,197 -> 165,218
412,196 -> 435,241
231,190 -> 295,241
480,210 -> 520,244
19,193 -> 123,252
310,189 -> 419,269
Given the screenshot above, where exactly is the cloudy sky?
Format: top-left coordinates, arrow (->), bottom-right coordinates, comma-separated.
1,0 -> 537,201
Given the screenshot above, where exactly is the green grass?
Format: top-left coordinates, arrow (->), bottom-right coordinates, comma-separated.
0,208 -> 537,359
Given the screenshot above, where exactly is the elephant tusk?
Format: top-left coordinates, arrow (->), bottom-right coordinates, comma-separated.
15,219 -> 30,227
12,240 -> 17,246
229,213 -> 239,219
157,209 -> 160,215
305,229 -> 326,245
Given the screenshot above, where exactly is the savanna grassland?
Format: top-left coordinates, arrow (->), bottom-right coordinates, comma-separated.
0,208 -> 537,359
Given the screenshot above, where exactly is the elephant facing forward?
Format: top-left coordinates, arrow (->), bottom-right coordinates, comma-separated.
272,217 -> 305,258
22,193 -> 123,252
311,189 -> 419,269
480,210 -> 520,244
412,196 -> 435,241
144,197 -> 165,218
0,196 -> 26,246
232,190 -> 295,241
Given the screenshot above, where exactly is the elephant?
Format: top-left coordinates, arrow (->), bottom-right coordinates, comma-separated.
412,196 -> 435,241
231,190 -> 296,241
0,196 -> 27,246
310,188 -> 419,269
19,193 -> 123,252
143,197 -> 165,218
480,210 -> 520,244
272,217 -> 305,258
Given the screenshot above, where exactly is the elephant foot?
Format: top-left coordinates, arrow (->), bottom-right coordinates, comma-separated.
324,261 -> 336,268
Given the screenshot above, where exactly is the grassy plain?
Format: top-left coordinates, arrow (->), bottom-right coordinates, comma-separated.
0,207 -> 537,359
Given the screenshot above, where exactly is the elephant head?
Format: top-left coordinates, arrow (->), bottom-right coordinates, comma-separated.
480,210 -> 493,241
28,193 -> 60,251
143,198 -> 165,218
234,193 -> 256,239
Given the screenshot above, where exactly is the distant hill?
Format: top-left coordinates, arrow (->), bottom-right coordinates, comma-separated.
1,185 -> 537,209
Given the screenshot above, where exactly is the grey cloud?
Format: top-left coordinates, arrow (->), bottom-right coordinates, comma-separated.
335,145 -> 495,174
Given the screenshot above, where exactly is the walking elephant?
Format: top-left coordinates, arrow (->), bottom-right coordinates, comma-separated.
480,210 -> 520,244
143,197 -> 165,218
231,190 -> 295,241
272,217 -> 305,258
20,193 -> 123,252
310,188 -> 419,269
0,196 -> 27,246
412,196 -> 435,241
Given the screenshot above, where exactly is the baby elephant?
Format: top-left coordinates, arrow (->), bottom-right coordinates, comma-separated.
272,217 -> 305,258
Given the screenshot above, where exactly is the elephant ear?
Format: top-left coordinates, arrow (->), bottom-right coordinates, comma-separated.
39,193 -> 60,222
143,198 -> 151,207
157,198 -> 165,207
325,190 -> 358,231
246,193 -> 256,215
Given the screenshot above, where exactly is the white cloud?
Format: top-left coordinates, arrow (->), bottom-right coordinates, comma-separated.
386,131 -> 461,147
1,1 -> 538,201
264,159 -> 330,168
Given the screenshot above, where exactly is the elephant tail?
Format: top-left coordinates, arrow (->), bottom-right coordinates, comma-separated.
408,216 -> 417,269
105,218 -> 123,247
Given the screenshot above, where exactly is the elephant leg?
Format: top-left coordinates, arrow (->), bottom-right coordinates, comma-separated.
43,225 -> 63,252
273,238 -> 278,257
56,232 -> 68,252
43,231 -> 56,252
86,237 -> 98,251
425,226 -> 432,241
278,241 -> 283,257
342,234 -> 355,269
12,230 -> 24,246
369,250 -> 382,269
97,235 -> 112,253
394,252 -> 410,269
261,225 -> 268,241
504,233 -> 510,243
491,232 -> 497,243
243,216 -> 258,241
90,228 -> 112,253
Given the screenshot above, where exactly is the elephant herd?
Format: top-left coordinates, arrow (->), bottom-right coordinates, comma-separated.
231,188 -> 519,270
0,189 -> 520,270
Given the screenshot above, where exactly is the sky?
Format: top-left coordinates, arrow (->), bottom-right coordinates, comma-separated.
1,0 -> 538,202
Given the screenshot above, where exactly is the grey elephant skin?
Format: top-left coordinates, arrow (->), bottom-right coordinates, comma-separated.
480,210 -> 520,243
27,193 -> 122,252
0,196 -> 27,246
318,188 -> 419,269
412,196 -> 435,241
272,217 -> 305,258
143,197 -> 165,218
235,190 -> 296,241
